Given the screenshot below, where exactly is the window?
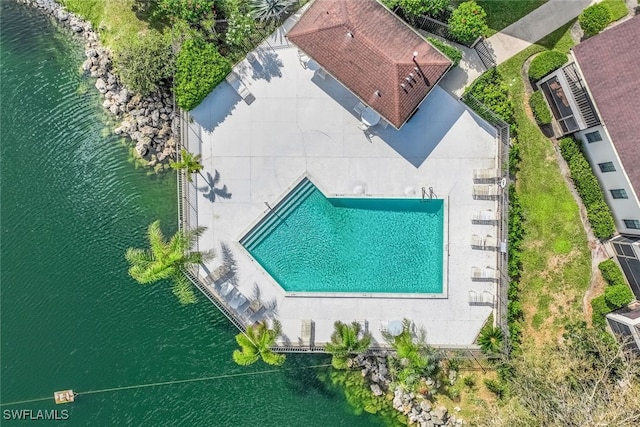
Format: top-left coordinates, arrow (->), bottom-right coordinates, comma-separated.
585,131 -> 602,143
598,162 -> 616,172
623,220 -> 640,229
611,189 -> 628,199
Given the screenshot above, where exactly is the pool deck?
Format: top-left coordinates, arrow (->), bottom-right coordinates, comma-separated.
185,14 -> 500,348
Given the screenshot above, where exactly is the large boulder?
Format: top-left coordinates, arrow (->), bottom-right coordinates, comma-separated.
95,78 -> 107,94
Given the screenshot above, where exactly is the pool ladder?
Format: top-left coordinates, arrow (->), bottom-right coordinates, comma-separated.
421,186 -> 436,201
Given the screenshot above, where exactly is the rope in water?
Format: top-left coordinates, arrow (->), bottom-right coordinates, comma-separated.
0,363 -> 331,407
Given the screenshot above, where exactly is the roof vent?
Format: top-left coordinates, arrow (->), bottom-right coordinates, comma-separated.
374,90 -> 381,97
347,32 -> 354,38
400,83 -> 407,92
412,51 -> 418,60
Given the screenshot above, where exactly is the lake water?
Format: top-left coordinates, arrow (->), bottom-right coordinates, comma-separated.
0,2 -> 384,425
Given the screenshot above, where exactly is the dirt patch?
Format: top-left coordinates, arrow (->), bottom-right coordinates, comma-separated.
540,249 -> 580,281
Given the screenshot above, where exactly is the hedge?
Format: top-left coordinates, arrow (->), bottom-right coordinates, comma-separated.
528,50 -> 568,82
427,37 -> 463,67
578,0 -> 628,38
448,1 -> 488,45
465,68 -> 515,125
591,295 -> 610,328
528,91 -> 552,125
605,285 -> 634,308
175,39 -> 232,111
599,259 -> 626,287
559,137 -> 615,239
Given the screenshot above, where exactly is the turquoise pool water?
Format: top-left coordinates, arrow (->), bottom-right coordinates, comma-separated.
241,179 -> 444,294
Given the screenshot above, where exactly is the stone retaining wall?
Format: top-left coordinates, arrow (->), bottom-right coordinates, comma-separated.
16,0 -> 176,167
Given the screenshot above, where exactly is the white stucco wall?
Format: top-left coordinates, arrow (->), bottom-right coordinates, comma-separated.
577,125 -> 640,236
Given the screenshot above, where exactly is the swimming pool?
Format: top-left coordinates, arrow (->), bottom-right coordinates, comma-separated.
241,179 -> 445,295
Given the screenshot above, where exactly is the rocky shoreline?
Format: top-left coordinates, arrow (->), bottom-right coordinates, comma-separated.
353,355 -> 465,427
16,0 -> 177,167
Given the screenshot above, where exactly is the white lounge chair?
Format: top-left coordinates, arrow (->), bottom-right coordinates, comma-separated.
473,184 -> 499,200
472,209 -> 499,222
301,319 -> 314,347
226,72 -> 252,101
484,235 -> 498,249
471,266 -> 498,281
473,168 -> 499,181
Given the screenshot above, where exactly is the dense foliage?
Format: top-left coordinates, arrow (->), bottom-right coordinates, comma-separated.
559,137 -> 615,239
527,50 -> 568,81
602,0 -> 630,22
591,259 -> 634,327
170,148 -> 204,182
579,3 -> 611,37
398,0 -> 449,16
427,37 -> 462,67
175,38 -> 232,111
528,91 -> 552,125
324,321 -> 372,369
448,1 -> 488,44
113,31 -> 174,96
465,68 -> 515,125
157,0 -> 214,23
478,325 -> 504,354
598,259 -> 626,287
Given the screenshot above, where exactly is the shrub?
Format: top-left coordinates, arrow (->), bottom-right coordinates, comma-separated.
591,295 -> 610,328
113,31 -> 174,96
466,68 -> 514,124
427,37 -> 462,67
599,259 -> 626,287
529,91 -> 552,125
448,1 -> 488,45
602,0 -> 629,22
484,378 -> 506,399
605,285 -> 634,309
157,0 -> 214,23
559,137 -> 615,239
175,38 -> 231,111
463,375 -> 477,389
400,0 -> 449,17
586,201 -> 616,239
579,3 -> 611,37
528,50 -> 568,81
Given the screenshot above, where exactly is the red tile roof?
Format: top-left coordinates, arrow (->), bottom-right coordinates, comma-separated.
286,0 -> 451,128
573,15 -> 640,197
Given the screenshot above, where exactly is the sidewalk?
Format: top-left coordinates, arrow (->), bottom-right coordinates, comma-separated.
487,0 -> 602,65
440,0 -> 603,95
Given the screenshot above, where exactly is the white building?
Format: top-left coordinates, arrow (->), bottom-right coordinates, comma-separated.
536,15 -> 640,298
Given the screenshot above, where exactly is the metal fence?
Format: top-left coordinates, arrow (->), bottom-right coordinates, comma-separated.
462,94 -> 511,347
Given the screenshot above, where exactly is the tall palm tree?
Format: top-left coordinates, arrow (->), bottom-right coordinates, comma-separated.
125,220 -> 213,303
325,321 -> 372,369
478,326 -> 503,355
248,0 -> 295,21
170,148 -> 204,182
233,320 -> 286,366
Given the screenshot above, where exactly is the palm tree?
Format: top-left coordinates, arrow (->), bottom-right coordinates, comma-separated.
478,326 -> 503,354
248,0 -> 295,21
125,220 -> 213,303
325,321 -> 372,369
233,320 -> 286,366
170,148 -> 204,182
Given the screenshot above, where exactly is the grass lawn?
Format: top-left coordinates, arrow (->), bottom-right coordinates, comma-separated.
601,0 -> 630,21
58,0 -> 157,50
497,21 -> 591,347
453,0 -> 549,37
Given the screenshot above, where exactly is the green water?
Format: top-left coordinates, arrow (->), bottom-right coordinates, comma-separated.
0,2 -> 384,425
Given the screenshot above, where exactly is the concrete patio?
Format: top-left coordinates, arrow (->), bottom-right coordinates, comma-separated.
184,18 -> 501,348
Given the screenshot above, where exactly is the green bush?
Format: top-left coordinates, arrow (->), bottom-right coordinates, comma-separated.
484,378 -> 507,399
528,50 -> 568,81
529,91 -> 552,125
599,259 -> 626,287
466,68 -> 515,125
400,0 -> 449,16
157,0 -> 214,23
579,3 -> 611,37
175,38 -> 231,111
591,295 -> 610,328
113,31 -> 174,96
427,37 -> 463,67
559,137 -> 615,239
605,285 -> 634,309
602,0 -> 629,22
448,1 -> 488,44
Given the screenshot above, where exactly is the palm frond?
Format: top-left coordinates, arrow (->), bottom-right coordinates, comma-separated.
171,275 -> 197,304
261,349 -> 286,366
147,220 -> 168,259
233,349 -> 259,366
